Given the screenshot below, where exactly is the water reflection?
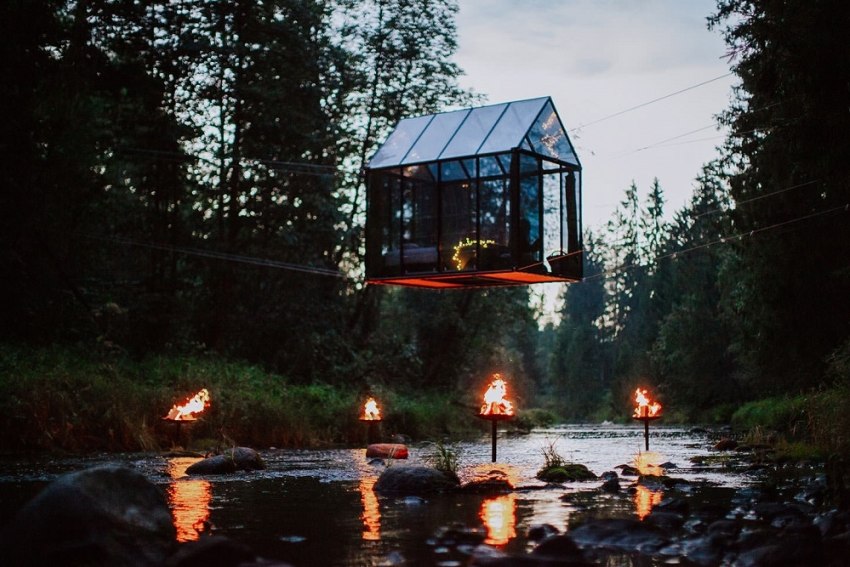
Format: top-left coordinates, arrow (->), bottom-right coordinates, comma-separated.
358,474 -> 381,541
480,493 -> 517,546
467,464 -> 520,546
633,484 -> 663,520
632,451 -> 664,520
167,457 -> 212,542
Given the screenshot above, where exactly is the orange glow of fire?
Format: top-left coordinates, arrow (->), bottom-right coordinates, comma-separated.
480,375 -> 514,416
167,457 -> 212,541
633,388 -> 662,418
361,397 -> 382,421
634,484 -> 663,520
359,474 -> 381,541
479,493 -> 517,546
165,388 -> 210,421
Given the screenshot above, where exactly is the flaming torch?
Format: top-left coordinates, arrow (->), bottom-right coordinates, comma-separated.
165,388 -> 211,422
479,374 -> 515,463
632,388 -> 662,450
359,396 -> 383,444
162,388 -> 211,449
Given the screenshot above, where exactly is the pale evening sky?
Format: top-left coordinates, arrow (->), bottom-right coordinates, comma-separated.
452,0 -> 736,232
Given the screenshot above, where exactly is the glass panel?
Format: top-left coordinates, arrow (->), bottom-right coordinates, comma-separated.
478,178 -> 511,270
440,160 -> 469,182
478,97 -> 548,153
402,109 -> 469,164
368,114 -> 433,169
403,164 -> 435,182
478,155 -> 503,178
527,101 -> 578,164
517,154 -> 541,266
440,180 -> 477,272
399,177 -> 439,273
365,171 -> 403,276
440,103 -> 507,159
542,170 -> 562,259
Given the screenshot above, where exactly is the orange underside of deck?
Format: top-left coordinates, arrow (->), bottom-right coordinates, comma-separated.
369,270 -> 580,289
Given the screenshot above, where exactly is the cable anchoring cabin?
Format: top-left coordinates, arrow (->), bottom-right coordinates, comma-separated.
365,97 -> 582,288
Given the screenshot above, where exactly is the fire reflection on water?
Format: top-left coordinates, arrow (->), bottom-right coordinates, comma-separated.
480,493 -> 517,546
167,457 -> 212,542
358,475 -> 381,541
469,464 -> 519,546
631,451 -> 664,520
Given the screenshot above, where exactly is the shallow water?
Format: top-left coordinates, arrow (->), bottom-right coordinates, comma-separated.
0,424 -> 758,565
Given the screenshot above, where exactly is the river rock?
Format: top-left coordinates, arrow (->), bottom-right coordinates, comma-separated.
527,523 -> 559,541
714,438 -> 738,451
536,463 -> 597,483
531,534 -> 591,565
186,447 -> 265,475
373,465 -> 460,495
0,464 -> 176,566
568,518 -> 668,554
365,443 -> 409,459
459,469 -> 513,494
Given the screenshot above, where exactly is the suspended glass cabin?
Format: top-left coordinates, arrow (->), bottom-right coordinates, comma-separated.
365,96 -> 582,288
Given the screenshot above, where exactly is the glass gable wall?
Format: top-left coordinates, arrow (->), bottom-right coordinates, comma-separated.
365,97 -> 582,288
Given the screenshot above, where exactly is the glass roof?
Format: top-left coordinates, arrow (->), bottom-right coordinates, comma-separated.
368,96 -> 580,169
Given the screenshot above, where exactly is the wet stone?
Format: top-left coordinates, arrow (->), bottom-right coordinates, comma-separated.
531,534 -> 590,565
185,447 -> 265,475
374,466 -> 460,495
568,518 -> 668,554
526,523 -> 559,541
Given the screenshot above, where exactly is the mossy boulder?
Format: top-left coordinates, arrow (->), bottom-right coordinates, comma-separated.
536,463 -> 597,483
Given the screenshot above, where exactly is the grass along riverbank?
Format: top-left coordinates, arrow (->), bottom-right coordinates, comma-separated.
0,344 -> 490,453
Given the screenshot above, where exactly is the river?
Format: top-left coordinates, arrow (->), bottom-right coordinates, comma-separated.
0,424 -> 758,566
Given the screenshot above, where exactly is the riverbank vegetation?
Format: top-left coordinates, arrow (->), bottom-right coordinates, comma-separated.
2,1 -> 849,462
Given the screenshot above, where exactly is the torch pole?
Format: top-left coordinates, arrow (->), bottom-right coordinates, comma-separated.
491,419 -> 497,463
643,418 -> 650,451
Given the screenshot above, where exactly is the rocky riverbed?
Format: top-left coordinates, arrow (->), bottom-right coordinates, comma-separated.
0,425 -> 847,565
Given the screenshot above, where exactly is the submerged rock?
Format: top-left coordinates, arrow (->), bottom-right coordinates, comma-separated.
0,465 -> 176,566
186,447 -> 265,475
373,465 -> 460,495
536,463 -> 597,483
531,534 -> 591,565
569,518 -> 669,554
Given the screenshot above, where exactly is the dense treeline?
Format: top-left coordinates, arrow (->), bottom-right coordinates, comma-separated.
2,0 -> 849,451
549,0 -> 850,426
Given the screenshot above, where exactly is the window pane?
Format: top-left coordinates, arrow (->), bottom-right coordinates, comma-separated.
440,104 -> 507,159
479,98 -> 548,153
479,178 -> 511,270
479,155 -> 504,178
369,115 -> 433,168
440,181 -> 477,271
517,154 -> 541,266
542,170 -> 562,256
440,160 -> 469,182
402,109 -> 469,164
527,101 -> 578,164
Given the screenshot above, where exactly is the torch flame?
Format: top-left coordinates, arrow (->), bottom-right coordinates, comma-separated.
362,397 -> 382,421
165,388 -> 211,421
480,375 -> 515,416
633,388 -> 661,418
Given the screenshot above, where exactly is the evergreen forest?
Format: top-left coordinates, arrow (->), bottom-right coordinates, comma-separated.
2,0 -> 849,454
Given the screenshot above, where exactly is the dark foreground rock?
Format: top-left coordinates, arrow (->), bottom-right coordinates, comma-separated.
0,464 -> 176,566
186,447 -> 266,475
1,464 -> 291,567
373,465 -> 460,495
